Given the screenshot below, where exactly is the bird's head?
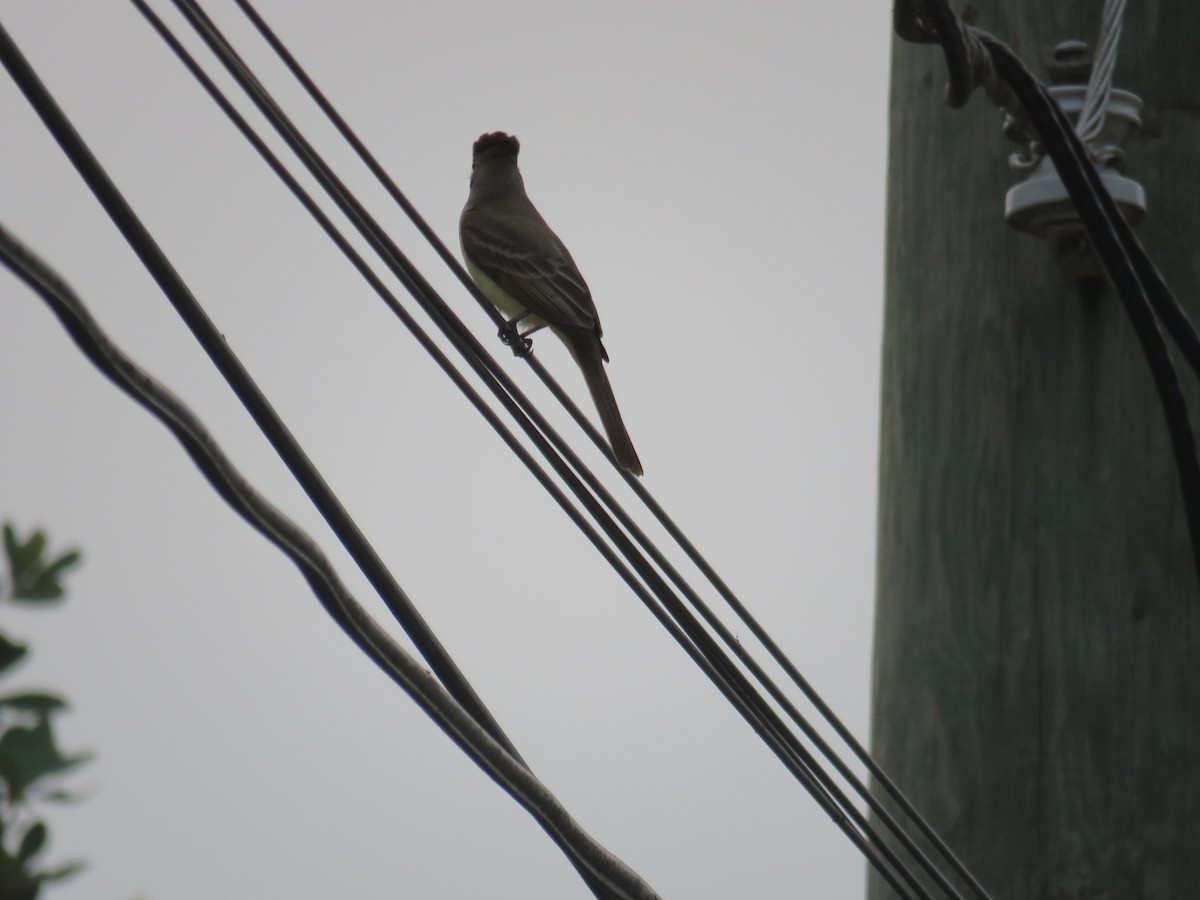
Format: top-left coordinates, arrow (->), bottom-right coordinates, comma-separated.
472,131 -> 520,164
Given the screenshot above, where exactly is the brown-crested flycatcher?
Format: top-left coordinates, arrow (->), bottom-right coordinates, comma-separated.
460,132 -> 643,476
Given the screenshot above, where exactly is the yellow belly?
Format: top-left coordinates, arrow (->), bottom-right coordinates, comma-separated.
465,259 -> 547,335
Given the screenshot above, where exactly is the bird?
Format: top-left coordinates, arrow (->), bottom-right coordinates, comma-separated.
459,131 -> 642,476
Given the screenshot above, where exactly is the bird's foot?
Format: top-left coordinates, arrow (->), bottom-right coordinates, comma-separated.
499,320 -> 533,358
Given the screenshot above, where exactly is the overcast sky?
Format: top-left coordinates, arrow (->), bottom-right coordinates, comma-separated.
1,3 -> 892,897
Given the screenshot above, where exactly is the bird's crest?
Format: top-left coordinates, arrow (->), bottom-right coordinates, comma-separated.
472,131 -> 520,161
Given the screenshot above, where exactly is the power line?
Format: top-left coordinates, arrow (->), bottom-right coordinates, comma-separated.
0,10 -> 524,767
1,0 -> 1012,893
199,0 -> 1200,892
131,0 -> 1027,897
0,218 -> 662,900
138,1 -> 964,897
225,3 -> 1001,896
978,31 -> 1200,591
0,15 -> 640,900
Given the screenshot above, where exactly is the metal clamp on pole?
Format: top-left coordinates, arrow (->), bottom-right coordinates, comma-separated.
1004,39 -> 1147,279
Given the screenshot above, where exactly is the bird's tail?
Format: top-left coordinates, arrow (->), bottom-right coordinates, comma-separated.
569,336 -> 643,476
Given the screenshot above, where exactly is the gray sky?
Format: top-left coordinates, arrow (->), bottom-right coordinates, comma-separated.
1,2 -> 891,897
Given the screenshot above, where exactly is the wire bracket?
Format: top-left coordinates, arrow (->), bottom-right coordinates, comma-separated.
1003,40 -> 1147,280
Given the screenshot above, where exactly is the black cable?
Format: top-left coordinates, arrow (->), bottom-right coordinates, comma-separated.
151,1 -> 933,894
0,5 -> 964,897
892,0 -> 938,43
132,0 -> 845,850
231,5 -> 989,897
889,16 -> 1200,897
0,219 -> 662,900
971,28 -> 1200,590
229,0 -> 509,338
925,0 -> 975,107
898,1 -> 1200,381
1130,236 -> 1200,386
891,8 -> 1200,590
0,13 -> 522,765
536,358 -> 986,900
990,41 -> 1200,381
168,1 -> 987,893
0,14 -> 640,900
892,0 -> 973,107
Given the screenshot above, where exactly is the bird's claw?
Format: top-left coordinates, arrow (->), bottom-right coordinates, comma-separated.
499,322 -> 533,358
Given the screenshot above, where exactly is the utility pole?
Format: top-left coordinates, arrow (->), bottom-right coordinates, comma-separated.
870,2 -> 1200,897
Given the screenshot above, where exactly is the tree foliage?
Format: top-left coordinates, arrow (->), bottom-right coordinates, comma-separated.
0,523 -> 88,898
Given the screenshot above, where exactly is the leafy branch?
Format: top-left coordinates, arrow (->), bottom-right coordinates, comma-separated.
0,523 -> 88,899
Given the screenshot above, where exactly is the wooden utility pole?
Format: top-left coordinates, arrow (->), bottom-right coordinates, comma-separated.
870,2 -> 1200,897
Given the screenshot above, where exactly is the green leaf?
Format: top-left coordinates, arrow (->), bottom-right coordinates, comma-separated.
20,552 -> 82,603
2,525 -> 17,573
3,523 -> 29,593
0,722 -> 92,800
37,859 -> 85,883
0,840 -> 40,900
22,534 -> 45,571
15,552 -> 82,604
0,636 -> 29,679
2,525 -> 80,605
11,555 -> 80,606
16,823 -> 46,865
0,695 -> 67,718
12,586 -> 59,603
7,530 -> 46,578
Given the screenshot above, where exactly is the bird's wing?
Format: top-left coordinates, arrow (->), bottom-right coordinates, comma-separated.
460,212 -> 598,332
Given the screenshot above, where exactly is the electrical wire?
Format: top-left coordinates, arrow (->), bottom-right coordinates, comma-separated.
126,0 -> 1022,897
227,4 -> 994,897
892,0 -> 974,108
0,14 -> 522,767
0,218 -> 662,900
976,28 -> 1200,589
0,1 -> 1012,897
0,18 -> 657,899
220,0 -> 1200,892
0,0 -> 1003,897
892,4 -> 1200,593
900,0 -> 1200,385
145,10 -> 936,897
1075,0 -> 1127,146
131,1 -> 955,897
